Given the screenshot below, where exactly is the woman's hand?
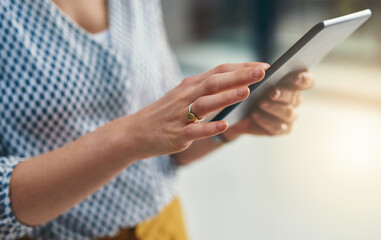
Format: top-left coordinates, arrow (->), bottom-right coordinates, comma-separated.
122,62 -> 270,160
10,62 -> 268,226
221,71 -> 315,141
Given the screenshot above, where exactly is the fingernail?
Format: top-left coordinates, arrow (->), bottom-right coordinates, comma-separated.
271,88 -> 281,99
281,123 -> 288,131
237,87 -> 248,97
276,123 -> 288,134
252,68 -> 264,78
217,121 -> 227,131
261,100 -> 270,108
260,63 -> 270,70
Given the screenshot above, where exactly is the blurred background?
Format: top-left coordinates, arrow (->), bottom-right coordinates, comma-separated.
161,0 -> 381,239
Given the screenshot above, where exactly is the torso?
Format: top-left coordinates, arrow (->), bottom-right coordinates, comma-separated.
0,0 -> 182,238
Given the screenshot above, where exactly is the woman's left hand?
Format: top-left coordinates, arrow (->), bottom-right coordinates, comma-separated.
173,70 -> 315,165
222,71 -> 315,141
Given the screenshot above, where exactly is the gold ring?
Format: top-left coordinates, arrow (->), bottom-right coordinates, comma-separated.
188,103 -> 205,123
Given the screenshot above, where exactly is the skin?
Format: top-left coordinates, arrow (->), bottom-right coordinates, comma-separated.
173,70 -> 314,164
8,0 -> 314,226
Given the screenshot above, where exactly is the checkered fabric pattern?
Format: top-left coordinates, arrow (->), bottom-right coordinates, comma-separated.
0,0 -> 182,239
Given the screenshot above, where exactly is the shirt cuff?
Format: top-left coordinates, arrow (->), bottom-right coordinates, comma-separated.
0,156 -> 33,239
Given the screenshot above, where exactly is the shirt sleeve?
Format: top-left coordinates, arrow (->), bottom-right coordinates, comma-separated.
0,154 -> 33,239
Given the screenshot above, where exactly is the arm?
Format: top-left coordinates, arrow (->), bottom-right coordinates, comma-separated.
9,117 -> 138,226
173,71 -> 315,165
6,62 -> 267,227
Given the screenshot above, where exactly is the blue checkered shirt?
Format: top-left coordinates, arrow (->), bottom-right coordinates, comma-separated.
0,0 -> 182,239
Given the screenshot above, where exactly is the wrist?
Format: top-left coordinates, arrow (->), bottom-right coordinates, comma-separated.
102,116 -> 143,164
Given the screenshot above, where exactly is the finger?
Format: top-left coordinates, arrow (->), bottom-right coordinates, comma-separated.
292,72 -> 315,90
258,100 -> 298,123
281,71 -> 315,90
197,66 -> 265,99
192,87 -> 250,118
232,118 -> 270,136
182,121 -> 228,141
196,62 -> 270,83
268,87 -> 301,106
295,94 -> 303,107
251,111 -> 291,136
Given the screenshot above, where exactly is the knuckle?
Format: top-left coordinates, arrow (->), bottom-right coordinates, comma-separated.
236,68 -> 251,84
251,112 -> 261,121
174,143 -> 189,153
233,88 -> 248,101
284,92 -> 295,103
282,89 -> 293,100
258,99 -> 269,110
284,106 -> 295,121
203,76 -> 218,94
294,92 -> 301,105
176,140 -> 190,152
180,76 -> 196,87
302,72 -> 315,88
269,87 -> 281,100
216,63 -> 231,73
172,86 -> 192,103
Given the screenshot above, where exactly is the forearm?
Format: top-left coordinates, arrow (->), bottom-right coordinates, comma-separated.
8,62 -> 268,226
10,117 -> 138,226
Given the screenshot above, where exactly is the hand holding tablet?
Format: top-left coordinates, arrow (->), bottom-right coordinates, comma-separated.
206,9 -> 372,125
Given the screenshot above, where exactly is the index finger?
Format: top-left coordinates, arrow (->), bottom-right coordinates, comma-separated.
198,66 -> 265,98
195,62 -> 270,84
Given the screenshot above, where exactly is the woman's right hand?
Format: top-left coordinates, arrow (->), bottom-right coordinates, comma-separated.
120,62 -> 269,160
9,62 -> 266,226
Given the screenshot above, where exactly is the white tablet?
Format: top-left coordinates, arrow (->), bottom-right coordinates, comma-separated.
207,9 -> 372,125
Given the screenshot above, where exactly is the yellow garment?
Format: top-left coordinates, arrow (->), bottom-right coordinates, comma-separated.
135,197 -> 188,240
18,197 -> 188,240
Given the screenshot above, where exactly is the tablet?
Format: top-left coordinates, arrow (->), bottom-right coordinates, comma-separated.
206,9 -> 372,125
